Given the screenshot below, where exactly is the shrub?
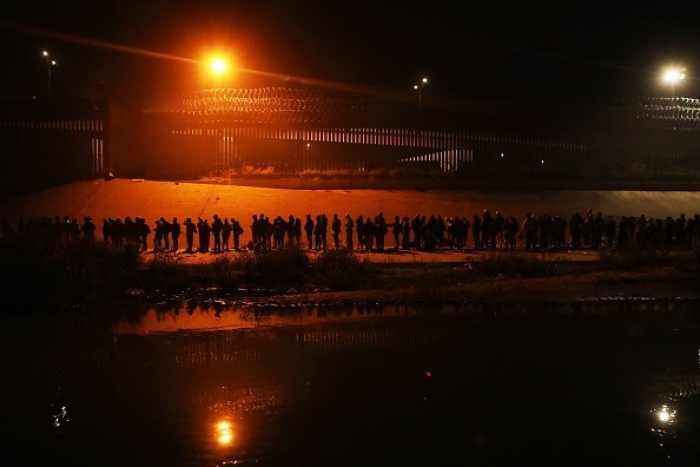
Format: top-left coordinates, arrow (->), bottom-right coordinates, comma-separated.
199,256 -> 243,289
0,232 -> 145,310
234,245 -> 311,288
314,249 -> 370,290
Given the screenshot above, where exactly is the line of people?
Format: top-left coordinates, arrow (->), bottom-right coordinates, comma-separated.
13,209 -> 700,254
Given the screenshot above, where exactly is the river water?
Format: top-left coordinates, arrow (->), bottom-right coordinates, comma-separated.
2,300 -> 700,465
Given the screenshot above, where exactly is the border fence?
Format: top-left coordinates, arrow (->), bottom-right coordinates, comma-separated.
2,87 -> 700,199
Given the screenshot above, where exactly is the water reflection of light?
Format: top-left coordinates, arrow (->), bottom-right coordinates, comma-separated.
113,304 -> 429,335
52,405 -> 68,428
215,420 -> 235,446
50,385 -> 69,431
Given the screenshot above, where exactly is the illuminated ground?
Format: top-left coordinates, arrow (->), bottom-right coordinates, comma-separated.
2,178 -> 700,264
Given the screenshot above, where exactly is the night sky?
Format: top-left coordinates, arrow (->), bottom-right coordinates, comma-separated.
2,1 -> 700,105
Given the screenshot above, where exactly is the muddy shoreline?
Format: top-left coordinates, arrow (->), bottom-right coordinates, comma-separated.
134,261 -> 700,314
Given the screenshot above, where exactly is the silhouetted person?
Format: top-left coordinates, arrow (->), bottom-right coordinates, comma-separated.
345,214 -> 354,249
82,216 -> 95,242
154,220 -> 164,250
112,218 -> 125,246
331,214 -> 341,249
102,219 -> 111,244
293,218 -> 302,246
211,214 -> 223,252
273,215 -> 287,249
391,215 -> 401,250
171,217 -> 181,251
69,218 -> 81,241
520,213 -> 538,251
159,217 -> 171,250
304,214 -> 314,249
356,215 -> 364,249
222,218 -> 232,251
374,212 -> 387,251
124,216 -> 136,242
494,211 -> 505,248
570,211 -> 583,249
287,215 -> 296,246
138,218 -> 151,252
313,215 -> 323,250
505,215 -> 517,249
411,215 -> 423,249
251,214 -> 261,248
401,216 -> 411,250
199,219 -> 212,252
184,217 -> 196,253
472,215 -> 481,250
232,218 -> 243,250
363,217 -> 376,250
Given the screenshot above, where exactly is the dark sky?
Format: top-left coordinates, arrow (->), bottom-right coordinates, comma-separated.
2,1 -> 700,105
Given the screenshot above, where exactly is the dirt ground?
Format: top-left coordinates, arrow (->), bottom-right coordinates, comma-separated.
2,178 -> 700,250
2,177 -> 699,265
2,178 -> 700,303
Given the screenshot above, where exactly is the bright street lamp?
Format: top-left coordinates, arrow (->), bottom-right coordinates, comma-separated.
413,77 -> 428,110
662,66 -> 686,98
211,59 -> 226,99
42,50 -> 57,98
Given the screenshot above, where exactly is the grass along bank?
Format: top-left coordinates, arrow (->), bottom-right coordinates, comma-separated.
3,223 -> 700,313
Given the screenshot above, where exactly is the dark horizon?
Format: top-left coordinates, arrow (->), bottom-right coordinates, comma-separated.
2,2 -> 700,106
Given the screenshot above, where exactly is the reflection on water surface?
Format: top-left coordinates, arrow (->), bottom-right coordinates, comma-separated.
2,300 -> 700,465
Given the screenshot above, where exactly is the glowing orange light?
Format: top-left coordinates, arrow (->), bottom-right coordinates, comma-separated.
216,420 -> 235,446
211,59 -> 226,74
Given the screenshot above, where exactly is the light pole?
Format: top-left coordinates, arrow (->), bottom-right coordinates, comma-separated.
413,77 -> 428,110
211,59 -> 226,100
662,66 -> 686,98
42,50 -> 56,98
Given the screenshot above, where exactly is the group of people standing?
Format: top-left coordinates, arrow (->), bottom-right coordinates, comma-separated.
14,209 -> 700,254
102,215 -> 247,253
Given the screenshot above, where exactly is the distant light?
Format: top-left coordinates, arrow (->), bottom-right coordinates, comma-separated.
211,59 -> 226,74
414,77 -> 428,90
42,50 -> 48,57
500,153 -> 505,158
541,159 -> 545,164
655,405 -> 676,424
663,67 -> 686,84
52,405 -> 68,429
